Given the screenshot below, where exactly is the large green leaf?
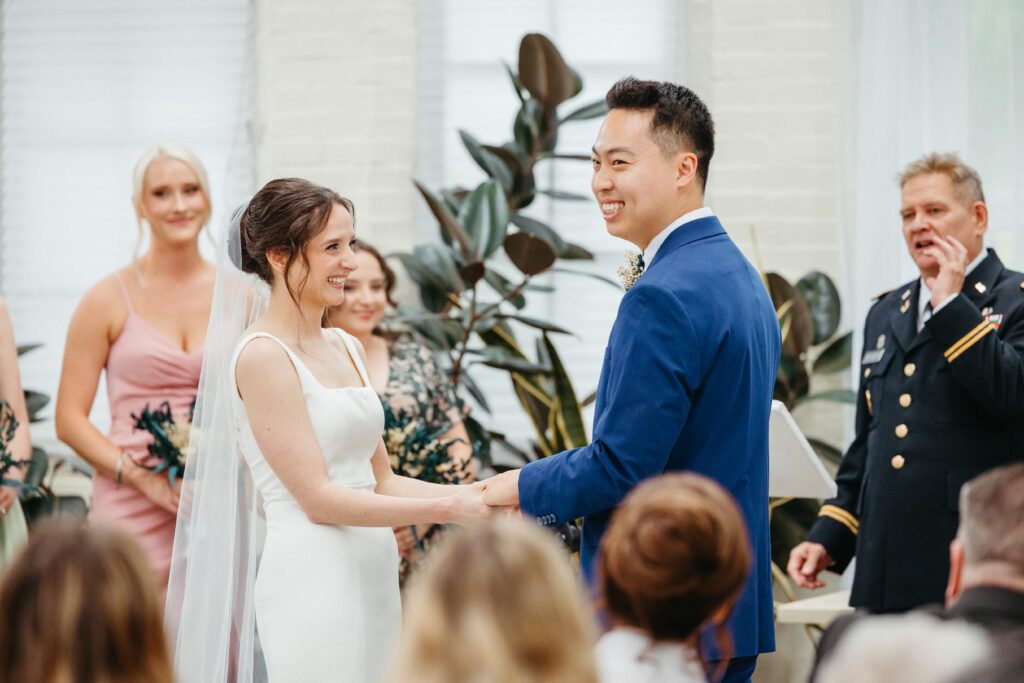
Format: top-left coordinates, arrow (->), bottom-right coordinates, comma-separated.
457,371 -> 490,413
765,272 -> 813,359
543,333 -> 587,448
813,332 -> 853,374
483,144 -> 535,208
502,60 -> 525,105
796,271 -> 842,345
537,188 -> 590,201
391,252 -> 453,311
459,130 -> 513,192
413,180 -> 473,259
504,232 -> 557,276
559,98 -> 609,123
483,269 -> 526,309
396,304 -> 456,348
462,414 -> 492,469
509,212 -> 566,253
480,357 -> 550,374
458,180 -> 509,259
559,243 -> 594,260
498,314 -> 573,335
410,244 -> 464,295
517,33 -> 576,112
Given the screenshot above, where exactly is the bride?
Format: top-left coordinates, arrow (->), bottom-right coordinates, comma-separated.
166,178 -> 490,683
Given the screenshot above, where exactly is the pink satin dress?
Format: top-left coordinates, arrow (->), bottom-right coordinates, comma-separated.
90,273 -> 204,592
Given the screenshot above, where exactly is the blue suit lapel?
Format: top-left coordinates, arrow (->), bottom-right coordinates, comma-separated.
648,215 -> 726,271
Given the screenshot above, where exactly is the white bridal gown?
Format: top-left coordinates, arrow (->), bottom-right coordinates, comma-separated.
230,328 -> 401,682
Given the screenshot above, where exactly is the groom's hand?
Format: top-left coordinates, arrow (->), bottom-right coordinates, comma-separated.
481,470 -> 521,508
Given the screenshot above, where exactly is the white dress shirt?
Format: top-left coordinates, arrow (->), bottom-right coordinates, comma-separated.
643,206 -> 715,268
594,628 -> 706,683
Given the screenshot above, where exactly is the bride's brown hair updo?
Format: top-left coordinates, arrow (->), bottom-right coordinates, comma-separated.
599,473 -> 751,676
239,178 -> 355,305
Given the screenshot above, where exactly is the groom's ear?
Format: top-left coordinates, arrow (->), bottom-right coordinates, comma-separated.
675,151 -> 699,189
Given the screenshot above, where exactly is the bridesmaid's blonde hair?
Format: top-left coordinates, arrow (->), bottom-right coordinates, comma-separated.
388,517 -> 598,683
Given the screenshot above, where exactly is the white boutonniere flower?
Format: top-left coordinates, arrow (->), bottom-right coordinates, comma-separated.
616,250 -> 645,291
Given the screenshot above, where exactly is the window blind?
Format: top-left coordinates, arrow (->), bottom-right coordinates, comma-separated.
1,0 -> 254,428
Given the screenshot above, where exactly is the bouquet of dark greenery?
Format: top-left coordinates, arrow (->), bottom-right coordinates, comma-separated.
0,400 -> 31,491
382,403 -> 463,486
131,400 -> 195,486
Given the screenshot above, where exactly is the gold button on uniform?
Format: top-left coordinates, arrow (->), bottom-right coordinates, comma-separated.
899,393 -> 912,408
904,363 -> 916,377
892,454 -> 905,469
895,424 -> 908,438
864,368 -> 871,378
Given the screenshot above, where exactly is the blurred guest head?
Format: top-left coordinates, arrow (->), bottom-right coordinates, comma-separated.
815,613 -> 991,683
599,472 -> 750,674
326,241 -> 397,336
132,143 -> 212,257
0,522 -> 175,683
388,517 -> 597,683
947,462 -> 1024,604
899,152 -> 988,277
239,177 -> 357,309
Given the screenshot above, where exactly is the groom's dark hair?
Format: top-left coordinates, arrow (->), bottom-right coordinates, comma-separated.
606,77 -> 715,190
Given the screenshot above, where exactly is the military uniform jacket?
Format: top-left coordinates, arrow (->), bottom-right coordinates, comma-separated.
807,249 -> 1024,612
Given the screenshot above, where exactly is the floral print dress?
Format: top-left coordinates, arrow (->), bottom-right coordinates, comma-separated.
377,337 -> 470,586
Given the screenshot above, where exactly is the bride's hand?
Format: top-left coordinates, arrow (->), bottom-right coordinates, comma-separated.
444,485 -> 495,527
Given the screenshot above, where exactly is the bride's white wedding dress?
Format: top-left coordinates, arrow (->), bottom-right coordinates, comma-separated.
230,327 -> 401,682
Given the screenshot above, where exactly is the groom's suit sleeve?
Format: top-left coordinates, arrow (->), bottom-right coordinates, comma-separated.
519,282 -> 704,525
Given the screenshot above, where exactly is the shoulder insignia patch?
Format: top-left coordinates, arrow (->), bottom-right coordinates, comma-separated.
872,287 -> 895,300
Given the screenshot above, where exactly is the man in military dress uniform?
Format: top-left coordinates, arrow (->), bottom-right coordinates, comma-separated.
788,153 -> 1024,612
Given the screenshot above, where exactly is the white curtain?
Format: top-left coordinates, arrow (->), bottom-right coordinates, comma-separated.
1,0 -> 255,428
418,0 -> 687,443
837,0 -> 1024,367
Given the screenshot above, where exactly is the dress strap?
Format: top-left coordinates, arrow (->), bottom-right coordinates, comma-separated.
112,271 -> 134,313
331,328 -> 372,388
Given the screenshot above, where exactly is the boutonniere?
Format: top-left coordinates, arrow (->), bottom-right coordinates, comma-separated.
616,250 -> 645,291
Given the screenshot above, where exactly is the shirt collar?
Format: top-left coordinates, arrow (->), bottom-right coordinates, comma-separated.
918,248 -> 987,318
643,207 -> 714,267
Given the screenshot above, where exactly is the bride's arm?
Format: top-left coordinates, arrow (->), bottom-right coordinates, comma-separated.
236,338 -> 487,528
369,439 -> 474,498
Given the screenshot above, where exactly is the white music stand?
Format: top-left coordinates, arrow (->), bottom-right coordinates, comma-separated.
768,400 -> 853,630
768,400 -> 836,499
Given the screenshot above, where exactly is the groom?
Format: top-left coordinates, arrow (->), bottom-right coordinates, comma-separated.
482,77 -> 780,681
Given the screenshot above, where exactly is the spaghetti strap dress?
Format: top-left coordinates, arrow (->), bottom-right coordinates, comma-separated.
90,272 -> 204,592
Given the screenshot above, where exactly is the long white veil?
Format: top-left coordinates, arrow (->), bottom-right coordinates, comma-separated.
165,205 -> 270,682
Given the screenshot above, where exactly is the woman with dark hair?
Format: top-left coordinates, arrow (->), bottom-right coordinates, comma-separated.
169,178 -> 489,683
327,241 -> 476,585
597,472 -> 752,683
0,522 -> 176,683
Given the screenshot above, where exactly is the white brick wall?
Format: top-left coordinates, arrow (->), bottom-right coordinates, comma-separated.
689,0 -> 840,286
254,0 -> 420,254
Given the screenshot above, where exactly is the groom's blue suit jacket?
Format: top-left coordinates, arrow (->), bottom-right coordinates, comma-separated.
519,215 -> 780,657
